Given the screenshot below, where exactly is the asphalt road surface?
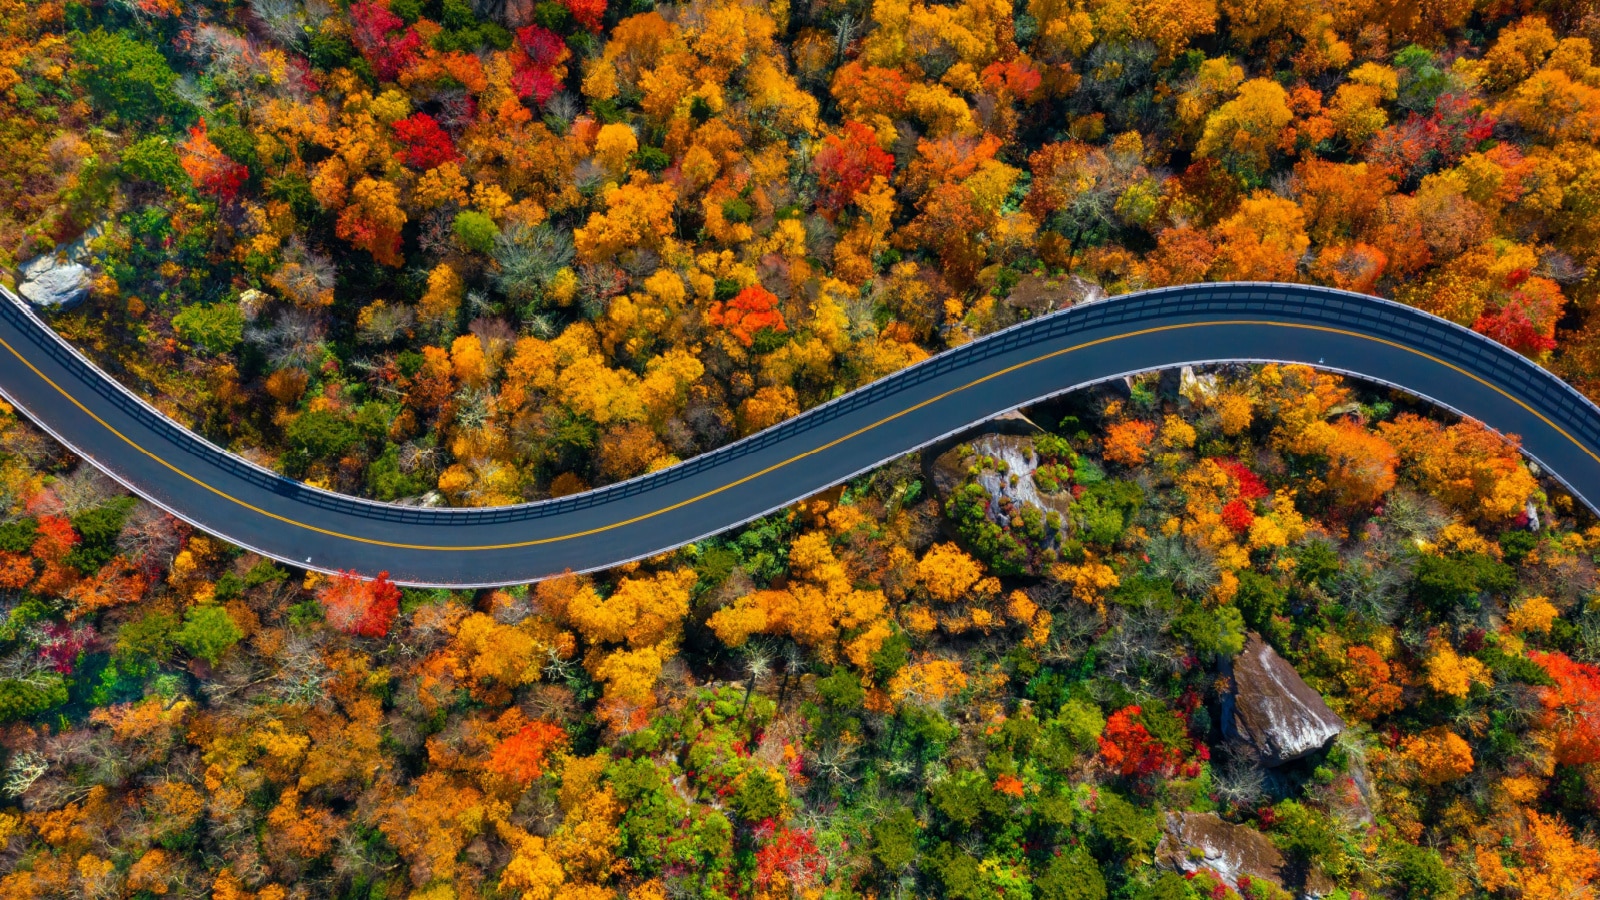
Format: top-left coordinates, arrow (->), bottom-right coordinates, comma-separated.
2,282 -> 1597,587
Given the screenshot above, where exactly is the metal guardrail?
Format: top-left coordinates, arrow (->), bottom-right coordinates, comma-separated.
6,282 -> 1599,528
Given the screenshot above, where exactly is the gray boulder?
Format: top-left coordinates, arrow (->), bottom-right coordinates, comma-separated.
15,223 -> 105,311
1223,633 -> 1344,766
16,254 -> 92,310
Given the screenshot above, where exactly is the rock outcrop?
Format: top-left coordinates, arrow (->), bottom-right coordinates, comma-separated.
922,413 -> 1044,498
1003,274 -> 1105,317
923,418 -> 1074,526
14,225 -> 103,311
16,254 -> 91,310
1223,633 -> 1345,766
1156,812 -> 1334,896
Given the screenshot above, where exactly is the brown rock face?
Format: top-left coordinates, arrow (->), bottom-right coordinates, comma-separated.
1156,812 -> 1334,896
1003,274 -> 1105,317
1224,633 -> 1345,767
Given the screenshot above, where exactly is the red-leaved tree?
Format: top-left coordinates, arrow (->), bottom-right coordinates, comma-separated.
1472,271 -> 1564,357
813,121 -> 896,216
318,570 -> 402,637
512,25 -> 568,104
180,118 -> 250,201
31,515 -> 82,595
561,0 -> 606,31
707,285 -> 788,347
980,58 -> 1043,103
349,1 -> 422,82
1531,651 -> 1600,765
392,113 -> 459,170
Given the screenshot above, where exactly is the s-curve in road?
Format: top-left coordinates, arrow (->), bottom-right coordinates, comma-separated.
2,282 -> 1599,587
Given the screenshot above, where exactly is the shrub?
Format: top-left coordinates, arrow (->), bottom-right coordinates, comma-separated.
172,302 -> 245,355
286,409 -> 360,463
1074,480 -> 1143,546
73,28 -> 187,125
0,675 -> 68,722
453,209 -> 501,253
1091,790 -> 1160,859
871,807 -> 920,871
174,606 -> 243,665
121,137 -> 187,189
1037,847 -> 1106,900
318,571 -> 402,637
492,222 -> 575,306
1411,552 -> 1515,616
1389,842 -> 1458,900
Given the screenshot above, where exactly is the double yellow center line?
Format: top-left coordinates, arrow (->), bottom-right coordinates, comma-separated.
1,319 -> 1594,553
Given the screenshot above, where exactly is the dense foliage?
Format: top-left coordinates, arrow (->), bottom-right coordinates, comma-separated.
2,0 -> 1598,504
7,0 -> 1600,897
1,364 -> 1598,900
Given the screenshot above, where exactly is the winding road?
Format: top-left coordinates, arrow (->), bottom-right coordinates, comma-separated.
0,282 -> 1596,587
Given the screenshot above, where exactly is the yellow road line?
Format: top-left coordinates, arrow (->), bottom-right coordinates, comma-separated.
0,319 -> 1595,553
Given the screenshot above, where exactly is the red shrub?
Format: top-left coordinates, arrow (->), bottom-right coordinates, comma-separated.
1531,651 -> 1600,765
755,823 -> 826,892
1099,705 -> 1184,777
1213,458 -> 1269,501
1220,499 -> 1256,534
179,119 -> 250,201
32,515 -> 80,565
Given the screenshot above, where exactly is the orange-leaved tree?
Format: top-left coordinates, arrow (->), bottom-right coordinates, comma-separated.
179,118 -> 249,201
1340,645 -> 1403,721
487,721 -> 569,788
1379,413 -> 1537,522
1103,420 -> 1157,466
707,285 -> 788,348
1401,727 -> 1475,784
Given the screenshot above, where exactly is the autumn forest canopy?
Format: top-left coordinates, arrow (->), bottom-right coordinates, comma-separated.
6,0 -> 1600,897
0,0 -> 1595,500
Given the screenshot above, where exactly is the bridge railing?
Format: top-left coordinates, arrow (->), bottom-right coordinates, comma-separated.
5,282 -> 1597,528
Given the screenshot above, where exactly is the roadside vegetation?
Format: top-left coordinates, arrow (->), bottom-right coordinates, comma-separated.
2,0 -> 1597,504
2,365 -> 1598,900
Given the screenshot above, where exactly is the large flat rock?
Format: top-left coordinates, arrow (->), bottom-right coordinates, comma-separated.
1224,633 -> 1344,766
1156,812 -> 1334,896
